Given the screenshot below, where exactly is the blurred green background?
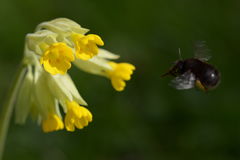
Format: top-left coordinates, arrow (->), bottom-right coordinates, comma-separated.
0,0 -> 240,160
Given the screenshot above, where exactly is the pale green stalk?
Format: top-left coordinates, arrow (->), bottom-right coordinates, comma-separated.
0,63 -> 26,160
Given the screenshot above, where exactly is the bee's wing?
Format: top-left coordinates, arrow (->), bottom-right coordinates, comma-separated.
170,71 -> 196,90
194,41 -> 211,61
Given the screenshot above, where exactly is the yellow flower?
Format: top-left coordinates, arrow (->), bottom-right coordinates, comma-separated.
0,21 -> 137,160
12,18 -> 135,133
0,19 -> 137,160
72,33 -> 104,60
40,42 -> 74,75
73,49 -> 136,91
42,114 -> 64,132
107,62 -> 136,91
65,101 -> 92,132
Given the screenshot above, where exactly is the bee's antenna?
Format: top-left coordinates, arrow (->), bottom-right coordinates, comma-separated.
178,48 -> 183,60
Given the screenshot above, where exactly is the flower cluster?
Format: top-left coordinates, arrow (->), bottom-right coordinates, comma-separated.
15,18 -> 135,132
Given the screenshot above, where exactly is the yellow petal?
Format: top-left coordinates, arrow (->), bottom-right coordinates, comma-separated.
42,114 -> 64,133
87,34 -> 104,46
64,101 -> 92,132
40,42 -> 74,75
72,33 -> 104,60
107,62 -> 135,92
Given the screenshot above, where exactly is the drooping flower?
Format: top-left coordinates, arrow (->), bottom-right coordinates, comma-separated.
11,18 -> 135,133
107,62 -> 136,91
65,101 -> 92,132
42,114 -> 64,133
0,18 -> 137,160
74,49 -> 135,91
72,33 -> 104,60
40,42 -> 74,75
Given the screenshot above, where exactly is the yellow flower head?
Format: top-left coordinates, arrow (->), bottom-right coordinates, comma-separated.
107,62 -> 135,91
42,114 -> 64,133
72,34 -> 104,60
65,101 -> 92,132
40,42 -> 74,75
13,18 -> 135,134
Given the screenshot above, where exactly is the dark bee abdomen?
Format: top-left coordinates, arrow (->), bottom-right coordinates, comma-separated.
182,58 -> 220,88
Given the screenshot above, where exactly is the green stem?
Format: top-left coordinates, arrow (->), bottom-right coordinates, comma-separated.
0,64 -> 26,160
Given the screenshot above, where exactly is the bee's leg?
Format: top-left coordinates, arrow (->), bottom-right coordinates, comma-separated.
161,71 -> 171,77
195,79 -> 208,92
161,65 -> 179,77
161,69 -> 176,77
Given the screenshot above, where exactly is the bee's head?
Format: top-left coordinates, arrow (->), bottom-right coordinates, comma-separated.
201,67 -> 220,89
174,60 -> 184,74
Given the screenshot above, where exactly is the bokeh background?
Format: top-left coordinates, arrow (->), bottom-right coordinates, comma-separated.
0,0 -> 240,160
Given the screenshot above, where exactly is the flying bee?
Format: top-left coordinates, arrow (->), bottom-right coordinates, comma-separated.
162,41 -> 220,91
